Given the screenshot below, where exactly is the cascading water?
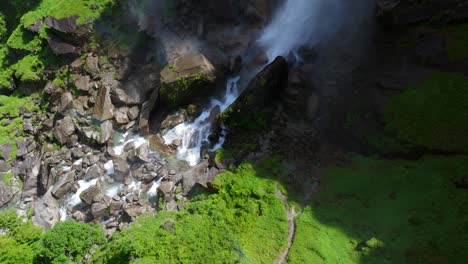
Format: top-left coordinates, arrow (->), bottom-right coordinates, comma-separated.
162,77 -> 240,166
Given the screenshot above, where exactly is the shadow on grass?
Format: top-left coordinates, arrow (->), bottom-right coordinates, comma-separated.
265,155 -> 468,264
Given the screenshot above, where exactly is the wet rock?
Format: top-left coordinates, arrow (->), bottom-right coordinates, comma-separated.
229,55 -> 242,74
80,182 -> 102,205
54,116 -> 75,145
94,85 -> 114,121
161,112 -> 186,130
161,53 -> 216,83
85,164 -> 102,179
128,143 -> 150,164
113,156 -> 129,182
0,182 -> 14,207
51,171 -> 75,199
148,134 -> 173,156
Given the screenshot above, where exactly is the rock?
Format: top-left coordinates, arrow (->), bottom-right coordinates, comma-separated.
161,112 -> 186,130
94,85 -> 114,120
53,116 -> 76,145
85,164 -> 102,179
72,211 -> 85,221
0,160 -> 10,172
47,37 -> 80,55
27,19 -> 43,32
122,204 -> 144,220
74,74 -> 90,91
181,161 -> 219,195
165,200 -> 178,212
32,188 -> 60,230
80,182 -> 102,205
127,106 -> 140,121
455,177 -> 468,189
148,134 -> 173,157
23,119 -> 33,133
21,153 -> 42,199
100,121 -> 113,144
220,56 -> 288,127
51,171 -> 75,199
0,143 -> 11,161
229,55 -> 242,74
45,16 -> 83,34
71,58 -> 84,71
159,181 -> 174,195
161,53 -> 216,84
85,55 -> 100,77
139,89 -> 159,135
114,107 -> 129,124
119,63 -> 160,105
109,199 -> 123,215
0,182 -> 14,207
60,92 -> 73,111
128,143 -> 150,163
91,202 -> 109,219
113,156 -> 129,182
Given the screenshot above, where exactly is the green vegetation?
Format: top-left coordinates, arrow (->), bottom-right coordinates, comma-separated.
0,13 -> 6,41
288,155 -> 468,263
385,71 -> 468,152
445,23 -> 468,62
160,72 -> 210,109
36,221 -> 106,264
94,161 -> 288,264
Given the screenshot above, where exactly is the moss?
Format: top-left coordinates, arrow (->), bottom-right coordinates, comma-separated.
21,0 -> 116,27
1,172 -> 14,186
160,71 -> 209,109
385,71 -> 468,152
6,26 -> 42,52
0,13 -> 6,42
11,54 -> 44,82
214,148 -> 238,165
288,155 -> 468,264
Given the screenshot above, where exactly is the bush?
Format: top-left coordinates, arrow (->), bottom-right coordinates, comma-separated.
0,13 -> 6,41
36,221 -> 106,264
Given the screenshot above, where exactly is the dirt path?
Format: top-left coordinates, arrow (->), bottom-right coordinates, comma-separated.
274,188 -> 299,264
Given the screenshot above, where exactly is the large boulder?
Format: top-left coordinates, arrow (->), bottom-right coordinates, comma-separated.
0,182 -> 14,207
159,52 -> 217,109
80,182 -> 103,205
94,85 -> 115,121
32,188 -> 60,230
181,161 -> 219,195
53,116 -> 75,145
21,154 -> 42,199
51,171 -> 75,199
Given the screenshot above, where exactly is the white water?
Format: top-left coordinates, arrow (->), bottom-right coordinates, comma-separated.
147,176 -> 164,197
163,77 -> 240,166
68,178 -> 99,207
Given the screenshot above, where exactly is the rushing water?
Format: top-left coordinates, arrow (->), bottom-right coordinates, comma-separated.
162,77 -> 240,166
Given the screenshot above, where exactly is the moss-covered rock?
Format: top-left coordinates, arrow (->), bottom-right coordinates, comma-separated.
385,71 -> 468,153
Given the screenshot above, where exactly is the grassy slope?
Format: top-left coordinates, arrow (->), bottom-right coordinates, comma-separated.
288,155 -> 468,264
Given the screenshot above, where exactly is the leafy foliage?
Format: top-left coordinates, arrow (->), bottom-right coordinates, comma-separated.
36,221 -> 106,264
385,71 -> 468,152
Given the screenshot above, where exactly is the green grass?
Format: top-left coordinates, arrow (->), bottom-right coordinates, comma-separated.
385,71 -> 468,152
94,161 -> 289,264
445,23 -> 468,62
288,155 -> 468,264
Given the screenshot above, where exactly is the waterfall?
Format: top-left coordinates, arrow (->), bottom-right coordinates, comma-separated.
258,0 -> 343,60
162,77 -> 240,166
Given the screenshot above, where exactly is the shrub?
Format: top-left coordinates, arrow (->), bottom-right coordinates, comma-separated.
36,221 -> 106,264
